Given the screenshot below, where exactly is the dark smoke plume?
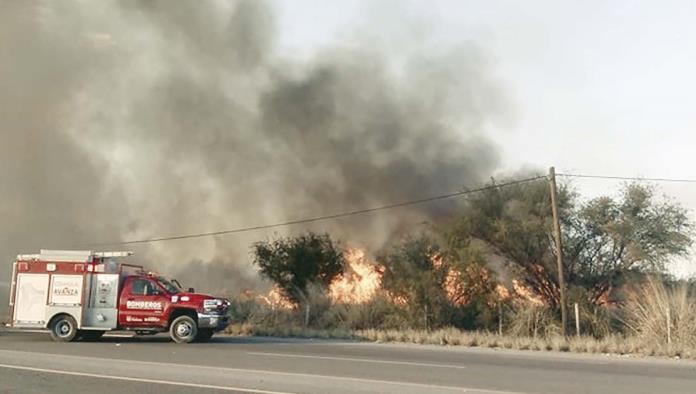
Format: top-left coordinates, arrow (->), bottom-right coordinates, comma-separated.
0,0 -> 506,305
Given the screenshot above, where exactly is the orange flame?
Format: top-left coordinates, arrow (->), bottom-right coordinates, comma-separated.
511,279 -> 545,305
257,248 -> 382,308
444,268 -> 466,306
254,247 -> 550,309
496,284 -> 512,300
258,286 -> 294,309
431,253 -> 465,305
329,248 -> 381,304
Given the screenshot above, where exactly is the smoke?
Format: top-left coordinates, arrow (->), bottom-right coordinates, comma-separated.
0,0 -> 506,301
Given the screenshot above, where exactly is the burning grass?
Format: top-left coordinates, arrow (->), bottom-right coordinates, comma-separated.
223,276 -> 696,361
237,243 -> 696,361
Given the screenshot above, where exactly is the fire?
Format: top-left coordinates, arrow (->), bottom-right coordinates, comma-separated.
444,268 -> 466,306
511,279 -> 545,305
258,286 -> 294,309
496,284 -> 511,300
254,246 -> 549,309
431,253 -> 466,305
329,248 -> 381,304
435,253 -> 496,307
256,248 -> 382,308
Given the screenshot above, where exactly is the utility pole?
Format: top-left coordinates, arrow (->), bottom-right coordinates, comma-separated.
548,167 -> 567,336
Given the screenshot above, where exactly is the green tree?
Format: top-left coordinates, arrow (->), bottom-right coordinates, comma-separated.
252,232 -> 346,305
565,183 -> 693,303
448,178 -> 569,309
377,234 -> 450,329
448,178 -> 693,309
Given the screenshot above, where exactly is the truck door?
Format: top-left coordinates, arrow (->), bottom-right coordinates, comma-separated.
118,277 -> 168,328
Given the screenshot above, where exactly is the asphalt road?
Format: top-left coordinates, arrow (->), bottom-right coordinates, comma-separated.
0,330 -> 695,394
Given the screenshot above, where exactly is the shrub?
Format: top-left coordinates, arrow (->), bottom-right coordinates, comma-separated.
377,234 -> 451,329
506,302 -> 560,338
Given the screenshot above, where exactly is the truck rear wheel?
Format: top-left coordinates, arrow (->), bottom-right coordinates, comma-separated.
49,315 -> 78,342
170,315 -> 197,343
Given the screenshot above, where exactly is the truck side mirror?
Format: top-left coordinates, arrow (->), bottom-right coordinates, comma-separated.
188,287 -> 195,293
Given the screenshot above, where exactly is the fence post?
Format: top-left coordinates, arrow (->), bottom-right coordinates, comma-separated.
667,307 -> 672,345
424,305 -> 429,331
498,302 -> 503,336
574,303 -> 580,337
304,303 -> 310,328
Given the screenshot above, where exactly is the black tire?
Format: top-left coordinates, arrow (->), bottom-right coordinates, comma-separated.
79,330 -> 105,341
49,315 -> 79,342
196,329 -> 214,342
170,315 -> 197,343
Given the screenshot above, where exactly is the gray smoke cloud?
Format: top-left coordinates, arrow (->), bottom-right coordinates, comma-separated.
0,0 -> 506,306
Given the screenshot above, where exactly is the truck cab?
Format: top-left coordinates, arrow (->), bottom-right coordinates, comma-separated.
118,273 -> 229,342
8,250 -> 229,343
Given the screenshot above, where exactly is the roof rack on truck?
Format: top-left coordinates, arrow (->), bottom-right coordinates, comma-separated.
16,249 -> 134,262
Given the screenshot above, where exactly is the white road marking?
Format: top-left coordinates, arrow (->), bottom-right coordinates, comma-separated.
247,351 -> 468,369
0,363 -> 291,394
1,329 -> 133,338
0,349 -> 528,394
273,340 -> 617,366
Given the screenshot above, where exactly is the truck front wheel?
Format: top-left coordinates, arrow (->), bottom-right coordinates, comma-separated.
49,315 -> 78,342
170,315 -> 197,343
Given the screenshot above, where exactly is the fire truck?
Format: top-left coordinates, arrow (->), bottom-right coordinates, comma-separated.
7,250 -> 229,343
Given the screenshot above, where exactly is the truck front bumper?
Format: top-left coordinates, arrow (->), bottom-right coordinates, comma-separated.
197,313 -> 229,331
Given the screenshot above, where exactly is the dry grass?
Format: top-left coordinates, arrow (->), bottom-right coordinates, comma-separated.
622,278 -> 696,349
223,277 -> 696,360
223,323 -> 695,360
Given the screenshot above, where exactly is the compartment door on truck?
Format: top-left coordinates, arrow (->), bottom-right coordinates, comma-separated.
118,277 -> 168,327
83,274 -> 119,329
13,273 -> 50,326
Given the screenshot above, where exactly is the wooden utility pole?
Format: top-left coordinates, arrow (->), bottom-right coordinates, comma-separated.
548,167 -> 568,336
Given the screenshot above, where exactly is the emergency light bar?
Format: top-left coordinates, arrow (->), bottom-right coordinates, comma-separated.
93,251 -> 134,258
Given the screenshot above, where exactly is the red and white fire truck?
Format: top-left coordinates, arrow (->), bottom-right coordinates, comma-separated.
7,250 -> 229,343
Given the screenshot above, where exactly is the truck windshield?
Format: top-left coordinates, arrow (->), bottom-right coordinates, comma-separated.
156,277 -> 181,294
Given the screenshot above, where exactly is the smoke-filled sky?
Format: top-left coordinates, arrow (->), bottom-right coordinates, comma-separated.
0,0 -> 512,305
273,0 -> 696,276
3,1 -> 696,310
274,1 -> 696,180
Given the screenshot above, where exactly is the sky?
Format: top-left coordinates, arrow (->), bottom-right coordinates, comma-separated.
271,0 -> 696,275
1,0 -> 694,293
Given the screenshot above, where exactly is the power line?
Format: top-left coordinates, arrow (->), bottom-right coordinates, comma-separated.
558,173 -> 696,183
95,175 -> 547,246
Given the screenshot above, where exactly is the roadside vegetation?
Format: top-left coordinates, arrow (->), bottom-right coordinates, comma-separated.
226,278 -> 696,359
227,178 -> 696,359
